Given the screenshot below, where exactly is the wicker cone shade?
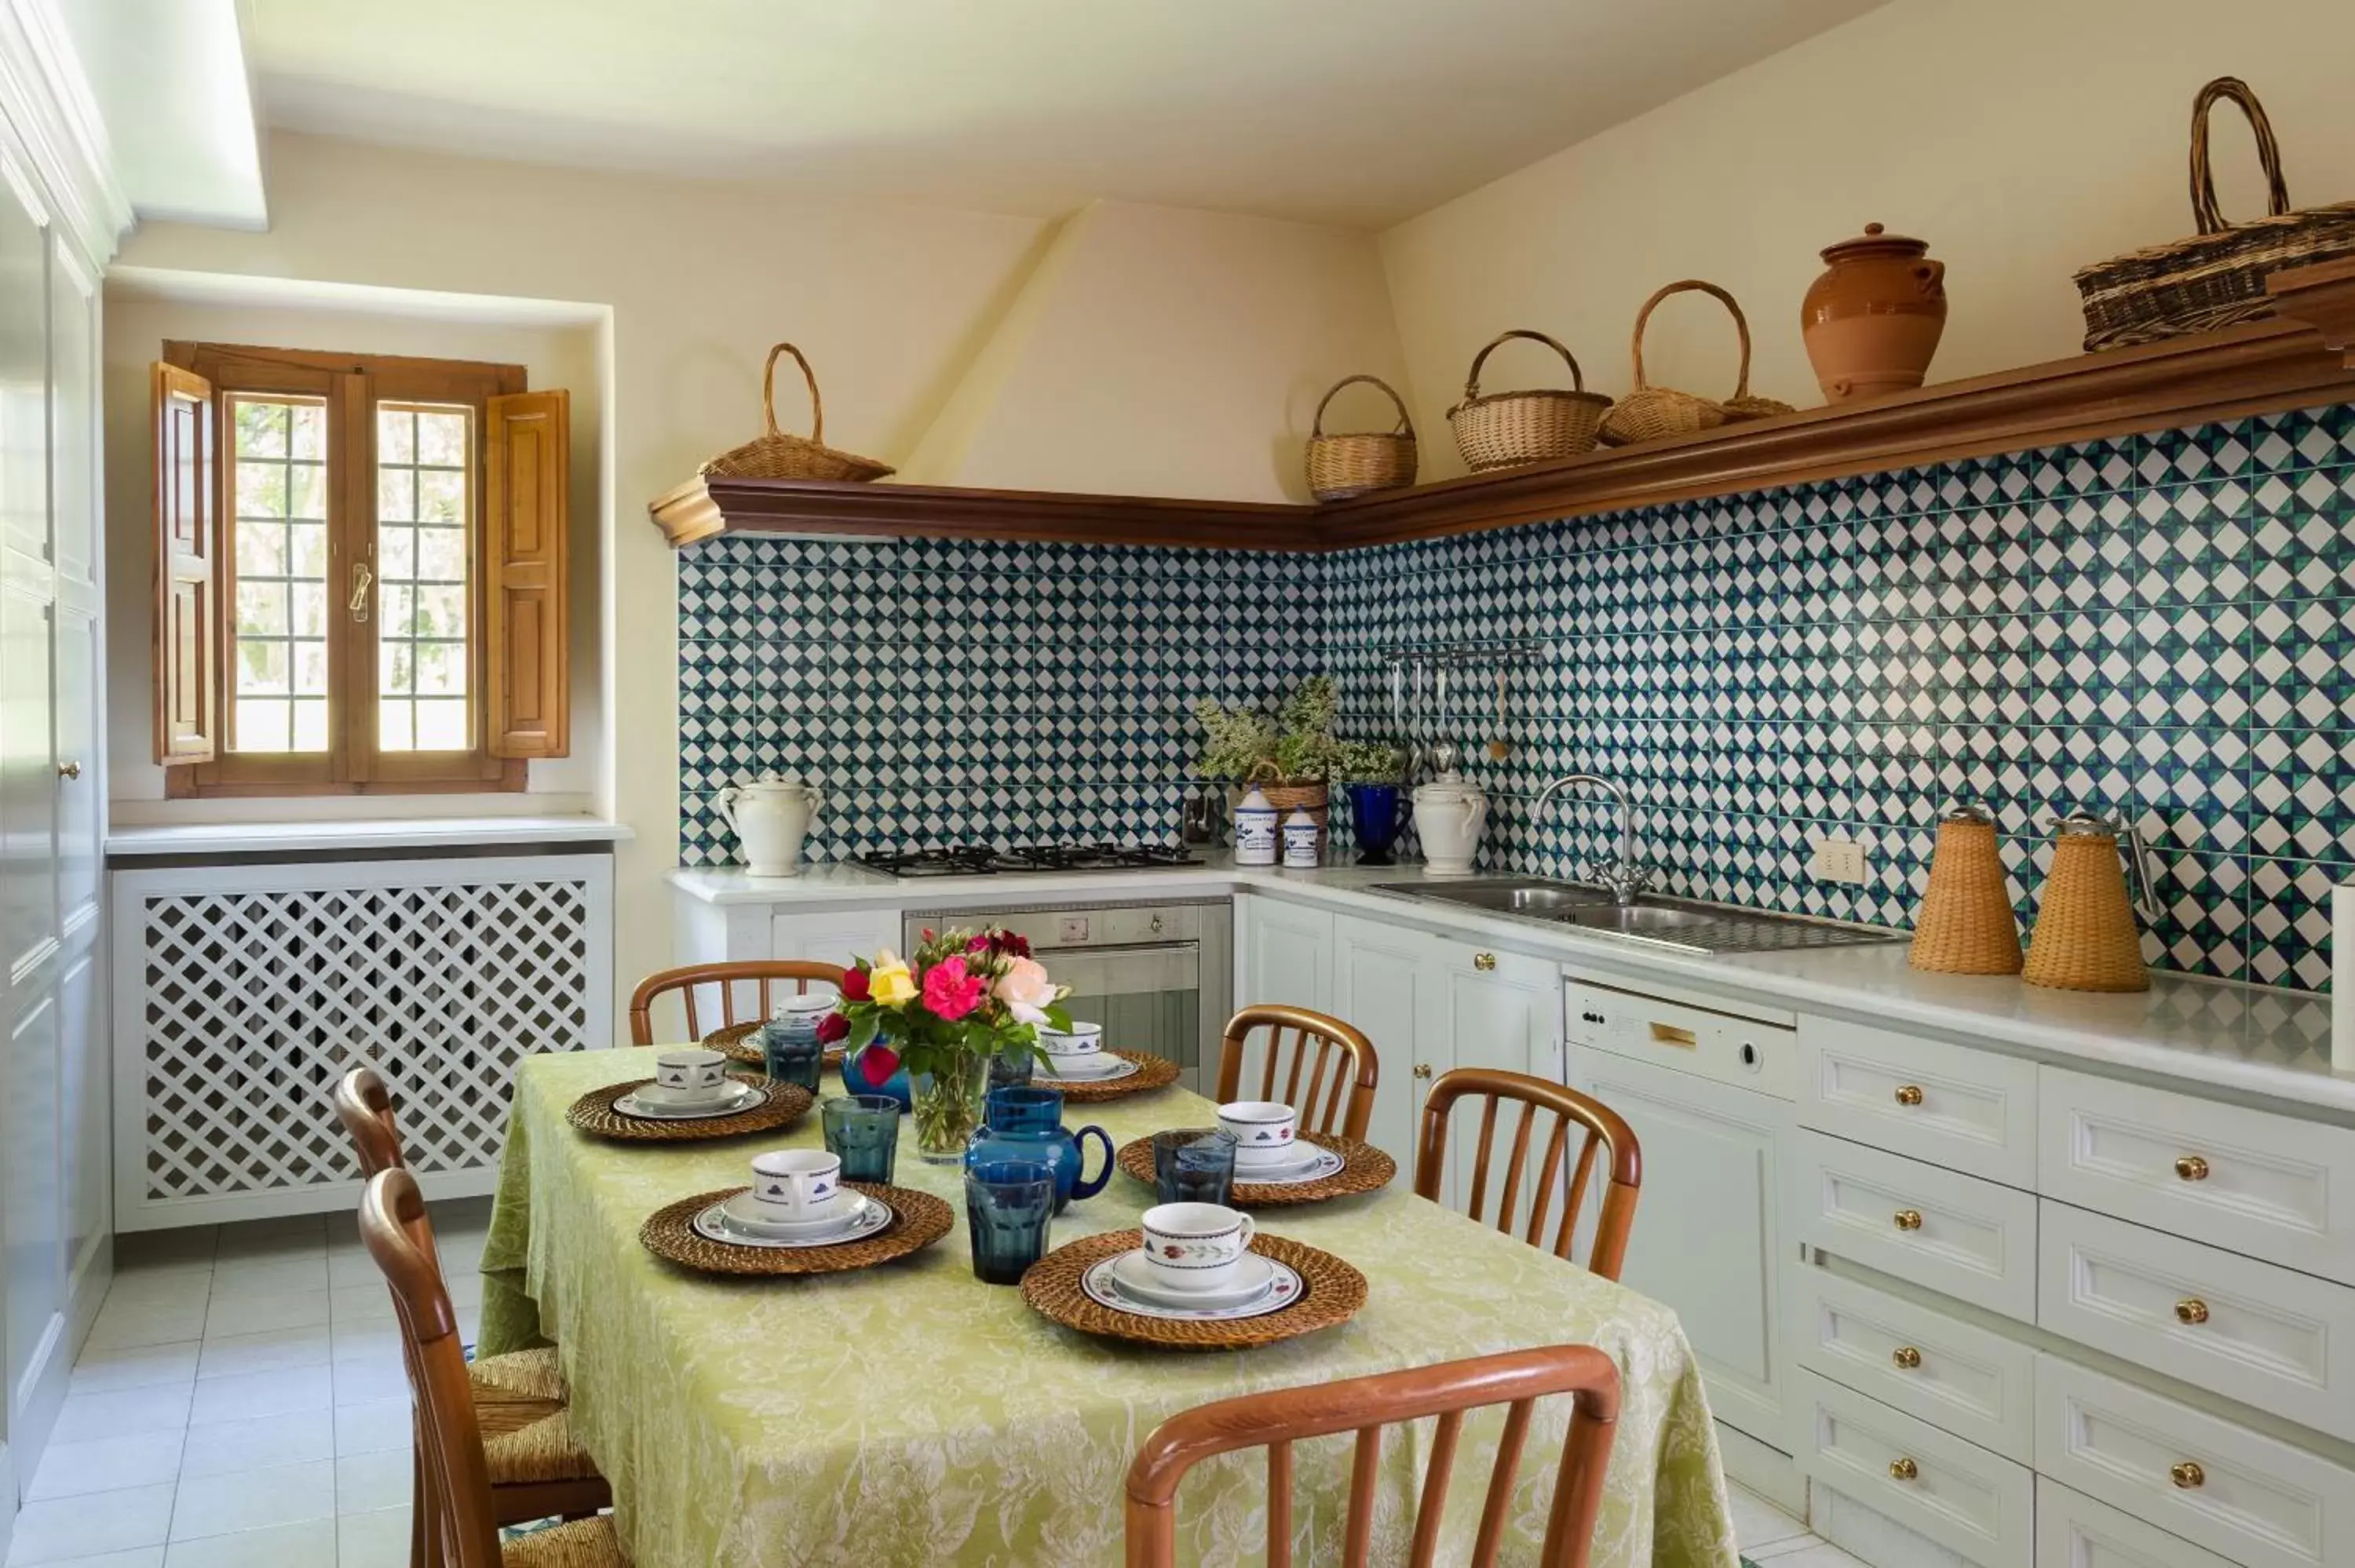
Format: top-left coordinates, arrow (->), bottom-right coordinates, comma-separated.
2023,827 -> 2149,993
1908,814 -> 2022,975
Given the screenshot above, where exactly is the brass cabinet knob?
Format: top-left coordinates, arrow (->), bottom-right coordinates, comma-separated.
2171,1460 -> 2205,1490
1893,1209 -> 1924,1231
1894,1084 -> 1925,1107
57,759 -> 81,780
2175,1298 -> 2210,1325
1412,1063 -> 1433,1081
1889,1457 -> 1919,1482
1473,952 -> 1497,972
1892,1346 -> 1922,1370
2175,1155 -> 2210,1182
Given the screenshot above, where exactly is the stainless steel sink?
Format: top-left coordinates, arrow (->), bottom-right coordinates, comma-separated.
1370,877 -> 1904,954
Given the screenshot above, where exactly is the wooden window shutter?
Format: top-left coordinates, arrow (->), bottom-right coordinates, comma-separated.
152,362 -> 218,764
484,388 -> 570,758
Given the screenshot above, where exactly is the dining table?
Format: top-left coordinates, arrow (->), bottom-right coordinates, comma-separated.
478,1047 -> 1740,1567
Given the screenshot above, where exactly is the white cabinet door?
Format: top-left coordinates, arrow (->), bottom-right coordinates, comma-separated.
1573,1044 -> 1791,1450
1423,939 -> 1559,1212
1236,896 -> 1333,1015
1332,911 -> 1437,1169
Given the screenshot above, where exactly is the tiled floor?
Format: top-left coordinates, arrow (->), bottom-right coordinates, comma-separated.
8,1200 -> 491,1568
1728,1481 -> 1872,1568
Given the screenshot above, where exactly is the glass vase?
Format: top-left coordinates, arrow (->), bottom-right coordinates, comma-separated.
911,1052 -> 989,1165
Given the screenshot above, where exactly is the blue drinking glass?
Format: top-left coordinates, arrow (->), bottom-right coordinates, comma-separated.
965,1160 -> 1056,1285
761,1019 -> 823,1092
988,1048 -> 1036,1091
1149,1127 -> 1240,1205
820,1093 -> 900,1183
1349,782 -> 1404,866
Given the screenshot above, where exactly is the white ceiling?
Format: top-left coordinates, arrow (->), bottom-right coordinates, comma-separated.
245,0 -> 1888,229
57,0 -> 265,228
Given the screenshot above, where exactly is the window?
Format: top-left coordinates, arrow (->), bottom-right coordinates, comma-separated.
150,343 -> 571,794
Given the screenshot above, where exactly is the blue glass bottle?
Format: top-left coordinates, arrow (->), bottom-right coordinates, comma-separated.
962,1085 -> 1111,1213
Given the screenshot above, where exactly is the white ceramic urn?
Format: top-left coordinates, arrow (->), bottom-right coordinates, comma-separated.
1411,771 -> 1488,877
714,771 -> 823,877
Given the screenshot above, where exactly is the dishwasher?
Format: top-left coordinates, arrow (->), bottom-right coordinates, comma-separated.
903,901 -> 1232,1095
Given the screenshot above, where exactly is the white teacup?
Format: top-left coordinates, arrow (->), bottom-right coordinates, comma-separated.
750,1149 -> 846,1223
1217,1100 -> 1298,1165
771,992 -> 836,1036
1140,1202 -> 1258,1293
1038,1022 -> 1103,1063
655,1048 -> 731,1100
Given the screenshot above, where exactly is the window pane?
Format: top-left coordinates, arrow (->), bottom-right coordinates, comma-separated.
225,395 -> 330,753
375,403 -> 472,752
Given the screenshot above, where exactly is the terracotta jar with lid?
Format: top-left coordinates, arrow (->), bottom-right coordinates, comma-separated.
1801,223 -> 1948,402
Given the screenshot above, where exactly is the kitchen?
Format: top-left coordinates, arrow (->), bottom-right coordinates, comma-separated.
7,0 -> 2355,1564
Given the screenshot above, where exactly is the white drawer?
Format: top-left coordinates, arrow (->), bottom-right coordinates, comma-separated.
1798,1016 -> 2036,1186
2039,1067 -> 2355,1286
1563,975 -> 1796,1098
2036,1479 -> 2240,1568
2039,1201 -> 2355,1446
1798,1369 -> 2033,1568
1793,1131 -> 2039,1321
2035,1353 -> 2355,1568
1793,1265 -> 2035,1463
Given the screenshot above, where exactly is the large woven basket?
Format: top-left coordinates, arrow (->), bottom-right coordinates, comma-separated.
2022,819 -> 2149,994
1908,807 -> 2022,975
1304,375 -> 1418,501
2074,77 -> 2355,352
1600,280 -> 1795,447
699,343 -> 896,483
1447,330 -> 1612,473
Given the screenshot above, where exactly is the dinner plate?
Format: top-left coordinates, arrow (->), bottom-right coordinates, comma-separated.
1080,1251 -> 1302,1322
692,1193 -> 893,1249
717,1191 -> 874,1238
612,1082 -> 766,1121
1232,1145 -> 1346,1184
1040,1055 -> 1137,1085
1107,1248 -> 1279,1311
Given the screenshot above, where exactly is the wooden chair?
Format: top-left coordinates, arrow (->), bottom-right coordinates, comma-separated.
1214,1005 -> 1379,1141
1415,1068 -> 1642,1282
1124,1344 -> 1622,1568
334,1069 -> 611,1568
626,959 -> 848,1045
363,1168 -> 630,1568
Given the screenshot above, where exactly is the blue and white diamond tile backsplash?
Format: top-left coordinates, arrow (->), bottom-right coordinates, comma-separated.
681,403 -> 2355,994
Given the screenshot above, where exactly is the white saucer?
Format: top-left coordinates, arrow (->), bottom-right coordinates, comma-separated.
1041,1055 -> 1137,1084
1081,1250 -> 1302,1321
718,1189 -> 871,1235
1235,1145 -> 1346,1186
1109,1248 -> 1277,1310
613,1082 -> 764,1121
694,1193 -> 889,1249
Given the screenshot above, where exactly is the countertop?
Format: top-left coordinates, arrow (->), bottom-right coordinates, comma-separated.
673,854 -> 2352,1118
108,815 -> 634,858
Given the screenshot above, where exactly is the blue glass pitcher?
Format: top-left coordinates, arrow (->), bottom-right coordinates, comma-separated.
963,1085 -> 1112,1213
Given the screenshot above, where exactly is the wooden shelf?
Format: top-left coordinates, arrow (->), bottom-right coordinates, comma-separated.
651,260 -> 2355,555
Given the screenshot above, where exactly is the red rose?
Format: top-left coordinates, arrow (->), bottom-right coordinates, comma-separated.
838,968 -> 870,1002
994,930 -> 1032,959
853,1045 -> 900,1085
816,1011 -> 850,1045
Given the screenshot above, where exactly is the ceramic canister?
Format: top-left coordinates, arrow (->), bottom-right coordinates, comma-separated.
1280,808 -> 1320,868
1233,786 -> 1279,866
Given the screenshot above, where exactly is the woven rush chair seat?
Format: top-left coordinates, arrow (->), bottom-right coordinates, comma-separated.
470,1349 -> 598,1485
501,1517 -> 628,1567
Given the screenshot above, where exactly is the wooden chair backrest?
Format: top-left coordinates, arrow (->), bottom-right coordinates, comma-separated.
1214,1005 -> 1379,1141
626,959 -> 848,1045
334,1065 -> 404,1177
1124,1344 -> 1621,1568
360,1168 -> 506,1568
1415,1068 -> 1641,1282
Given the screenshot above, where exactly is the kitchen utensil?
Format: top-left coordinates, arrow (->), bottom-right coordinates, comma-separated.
963,1086 -> 1113,1214
1802,224 -> 1948,401
1216,1100 -> 1298,1162
2023,811 -> 2153,993
750,1148 -> 848,1225
1909,802 -> 2023,975
1448,330 -> 1613,472
1412,769 -> 1488,875
1486,668 -> 1510,760
1304,374 -> 1418,501
713,771 -> 823,877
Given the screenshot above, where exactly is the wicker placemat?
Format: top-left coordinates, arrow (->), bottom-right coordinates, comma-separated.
566,1074 -> 811,1143
1114,1130 -> 1396,1208
639,1182 -> 951,1277
1022,1228 -> 1365,1350
1046,1049 -> 1181,1104
703,1019 -> 846,1073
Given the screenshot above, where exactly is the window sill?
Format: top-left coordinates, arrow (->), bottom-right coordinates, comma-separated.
104,815 -> 632,860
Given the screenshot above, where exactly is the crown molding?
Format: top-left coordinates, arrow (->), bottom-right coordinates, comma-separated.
0,0 -> 131,265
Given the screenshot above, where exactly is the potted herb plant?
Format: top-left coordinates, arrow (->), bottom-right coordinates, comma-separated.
1191,676 -> 1346,851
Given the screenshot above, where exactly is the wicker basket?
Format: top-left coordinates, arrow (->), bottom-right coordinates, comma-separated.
2073,77 -> 2355,352
1600,281 -> 1795,447
2022,817 -> 2149,993
1304,375 -> 1418,501
1908,806 -> 2023,975
1254,779 -> 1329,857
1447,330 -> 1612,473
699,343 -> 896,483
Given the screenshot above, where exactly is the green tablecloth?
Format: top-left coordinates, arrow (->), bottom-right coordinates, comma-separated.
481,1048 -> 1738,1567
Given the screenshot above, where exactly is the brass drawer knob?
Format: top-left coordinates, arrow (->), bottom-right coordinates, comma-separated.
1473,952 -> 1497,972
2175,1298 -> 2210,1325
2175,1155 -> 2210,1182
1412,1063 -> 1433,1081
1894,1209 -> 1924,1231
1889,1457 -> 1919,1482
1892,1346 -> 1922,1370
2171,1460 -> 2205,1490
1894,1084 -> 1925,1107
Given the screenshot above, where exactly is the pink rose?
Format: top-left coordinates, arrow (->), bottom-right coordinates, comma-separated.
921,956 -> 987,1022
993,956 -> 1057,1026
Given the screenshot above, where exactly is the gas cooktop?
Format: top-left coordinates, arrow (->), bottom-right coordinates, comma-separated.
855,843 -> 1202,877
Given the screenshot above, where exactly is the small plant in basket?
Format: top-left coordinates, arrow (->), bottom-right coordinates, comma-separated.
824,927 -> 1075,1161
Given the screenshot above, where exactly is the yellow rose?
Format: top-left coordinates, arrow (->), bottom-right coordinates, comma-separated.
868,963 -> 916,1006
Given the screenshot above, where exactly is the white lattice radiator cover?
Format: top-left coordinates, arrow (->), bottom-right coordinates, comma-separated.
111,853 -> 613,1230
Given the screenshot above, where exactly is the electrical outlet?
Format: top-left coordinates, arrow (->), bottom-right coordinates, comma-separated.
1810,834 -> 1868,885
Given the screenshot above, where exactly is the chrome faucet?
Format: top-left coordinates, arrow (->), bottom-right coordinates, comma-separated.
1532,772 -> 1652,906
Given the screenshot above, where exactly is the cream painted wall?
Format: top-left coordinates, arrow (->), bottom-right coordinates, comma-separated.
900,199 -> 1407,501
1379,0 -> 2355,480
100,292 -> 605,809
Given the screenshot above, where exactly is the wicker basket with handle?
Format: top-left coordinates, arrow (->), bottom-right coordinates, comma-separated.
2073,77 -> 2355,352
1447,330 -> 1612,473
1304,375 -> 1418,501
1600,280 -> 1796,447
699,343 -> 896,483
